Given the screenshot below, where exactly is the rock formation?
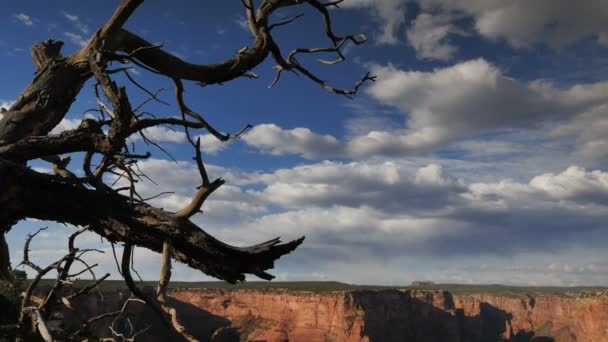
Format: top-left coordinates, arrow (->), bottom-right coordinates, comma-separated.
35,286 -> 608,341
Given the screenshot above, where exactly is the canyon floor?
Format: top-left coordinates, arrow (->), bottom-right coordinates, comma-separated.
35,281 -> 608,341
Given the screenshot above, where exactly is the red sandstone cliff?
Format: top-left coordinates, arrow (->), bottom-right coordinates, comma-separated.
45,287 -> 608,341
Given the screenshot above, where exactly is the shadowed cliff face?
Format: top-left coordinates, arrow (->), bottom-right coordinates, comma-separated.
348,290 -> 557,342
43,288 -> 608,341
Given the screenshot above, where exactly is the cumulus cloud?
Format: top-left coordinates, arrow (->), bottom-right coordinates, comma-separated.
64,32 -> 87,47
131,126 -> 185,143
551,105 -> 608,161
208,160 -> 608,286
247,161 -> 463,216
32,115 -> 224,151
529,166 -> 608,205
6,222 -> 218,281
141,126 -> 185,143
13,13 -> 34,26
419,0 -> 608,48
465,166 -> 608,210
341,1 -> 608,50
242,124 -> 343,158
110,158 -> 266,225
361,58 -> 608,155
340,0 -> 406,45
8,156 -> 608,285
248,160 -> 608,219
0,100 -> 14,110
45,117 -> 192,146
197,134 -> 229,155
406,13 -> 460,60
49,114 -> 98,135
0,100 -> 14,111
242,60 -> 608,160
338,0 -> 608,50
49,118 -> 82,135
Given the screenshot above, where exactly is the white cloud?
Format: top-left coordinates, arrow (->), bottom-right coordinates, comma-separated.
111,159 -> 264,223
340,0 -> 406,45
47,114 -> 99,135
197,134 -> 229,155
8,157 -> 608,285
406,13 -> 460,60
528,166 -> 608,204
4,1 -> 608,287
63,32 -> 87,47
123,159 -> 245,194
31,166 -> 53,174
50,117 -> 221,148
135,126 -> 185,143
362,59 -> 608,154
241,60 -> 608,160
7,224 -> 217,281
552,105 -> 608,161
419,0 -> 608,48
249,161 -> 463,215
13,13 -> 33,26
217,161 -> 608,286
50,118 -> 81,135
0,100 -> 14,110
415,163 -> 454,186
242,124 -> 343,158
62,11 -> 89,34
0,100 -> 14,120
341,1 -> 608,49
463,167 -> 608,215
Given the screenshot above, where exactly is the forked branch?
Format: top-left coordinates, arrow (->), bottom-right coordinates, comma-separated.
0,0 -> 373,339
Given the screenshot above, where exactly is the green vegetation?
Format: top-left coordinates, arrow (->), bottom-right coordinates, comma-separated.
36,279 -> 393,293
406,283 -> 608,297
33,279 -> 608,297
0,270 -> 27,324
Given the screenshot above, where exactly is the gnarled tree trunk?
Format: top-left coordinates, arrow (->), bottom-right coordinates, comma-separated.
0,0 -> 373,339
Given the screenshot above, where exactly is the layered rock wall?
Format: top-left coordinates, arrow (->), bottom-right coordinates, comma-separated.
55,288 -> 608,341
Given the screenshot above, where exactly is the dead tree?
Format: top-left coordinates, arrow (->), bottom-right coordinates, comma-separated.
2,226 -> 150,341
0,0 -> 373,340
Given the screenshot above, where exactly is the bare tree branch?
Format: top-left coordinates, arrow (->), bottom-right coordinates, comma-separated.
2,159 -> 305,283
0,1 -> 372,339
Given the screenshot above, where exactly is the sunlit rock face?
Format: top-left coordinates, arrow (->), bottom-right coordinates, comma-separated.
41,287 -> 608,341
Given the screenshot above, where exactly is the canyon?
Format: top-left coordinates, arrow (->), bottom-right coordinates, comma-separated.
43,284 -> 608,341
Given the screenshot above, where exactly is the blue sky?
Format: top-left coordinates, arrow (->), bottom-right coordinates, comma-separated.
2,0 -> 608,286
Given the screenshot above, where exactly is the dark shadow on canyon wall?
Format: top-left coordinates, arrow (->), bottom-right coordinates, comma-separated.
57,287 -> 233,341
167,296 -> 234,340
50,287 -> 561,341
352,290 -> 556,342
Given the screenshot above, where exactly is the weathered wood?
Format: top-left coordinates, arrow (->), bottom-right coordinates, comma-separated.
30,40 -> 63,72
0,158 -> 304,283
0,1 -> 370,338
0,58 -> 90,145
